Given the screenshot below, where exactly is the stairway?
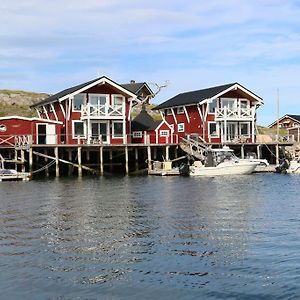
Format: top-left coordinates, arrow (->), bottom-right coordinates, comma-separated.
179,136 -> 209,160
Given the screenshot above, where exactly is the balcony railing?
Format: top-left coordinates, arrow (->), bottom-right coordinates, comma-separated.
215,106 -> 255,120
81,103 -> 124,118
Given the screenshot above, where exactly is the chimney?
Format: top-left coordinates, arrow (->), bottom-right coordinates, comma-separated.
130,80 -> 136,84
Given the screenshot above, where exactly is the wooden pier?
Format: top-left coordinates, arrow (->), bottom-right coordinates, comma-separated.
0,136 -> 295,178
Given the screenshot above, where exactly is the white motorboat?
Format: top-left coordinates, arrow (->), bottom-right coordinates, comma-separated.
287,160 -> 300,173
179,147 -> 260,176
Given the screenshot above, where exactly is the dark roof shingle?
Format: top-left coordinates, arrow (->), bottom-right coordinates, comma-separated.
132,107 -> 161,131
154,83 -> 236,110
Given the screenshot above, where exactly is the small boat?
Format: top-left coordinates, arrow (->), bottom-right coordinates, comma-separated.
179,147 -> 260,176
0,155 -> 31,181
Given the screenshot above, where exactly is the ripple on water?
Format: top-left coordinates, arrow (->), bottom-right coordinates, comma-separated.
0,175 -> 300,299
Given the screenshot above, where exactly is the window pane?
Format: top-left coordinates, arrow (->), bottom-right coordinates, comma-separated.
74,122 -> 84,136
209,123 -> 217,135
73,94 -> 85,110
113,122 -> 123,137
241,123 -> 249,135
209,99 -> 217,113
113,96 -> 123,106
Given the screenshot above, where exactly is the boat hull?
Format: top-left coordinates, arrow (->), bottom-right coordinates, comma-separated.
189,161 -> 259,176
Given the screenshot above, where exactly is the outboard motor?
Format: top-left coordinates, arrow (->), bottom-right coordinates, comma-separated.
275,158 -> 289,174
179,163 -> 190,176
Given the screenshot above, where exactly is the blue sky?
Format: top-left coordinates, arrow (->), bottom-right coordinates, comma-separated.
1,0 -> 300,126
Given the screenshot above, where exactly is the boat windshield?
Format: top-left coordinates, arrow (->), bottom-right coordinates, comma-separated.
213,150 -> 237,165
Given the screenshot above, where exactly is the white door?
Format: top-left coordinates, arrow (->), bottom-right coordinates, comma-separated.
46,124 -> 57,144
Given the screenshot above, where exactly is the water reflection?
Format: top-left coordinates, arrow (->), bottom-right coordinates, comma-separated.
0,174 -> 300,299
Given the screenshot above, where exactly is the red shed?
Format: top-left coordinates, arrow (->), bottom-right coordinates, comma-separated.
0,116 -> 62,147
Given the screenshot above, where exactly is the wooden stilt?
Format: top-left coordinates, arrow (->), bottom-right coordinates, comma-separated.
276,144 -> 279,165
125,146 -> 129,174
99,146 -> 103,175
257,144 -> 261,159
135,148 -> 139,170
147,146 -> 151,170
21,149 -> 25,173
68,149 -> 73,176
29,147 -> 33,174
44,149 -> 49,177
241,144 -> 245,159
86,149 -> 90,162
165,145 -> 170,161
109,149 -> 113,172
55,147 -> 59,177
78,146 -> 82,176
14,149 -> 18,171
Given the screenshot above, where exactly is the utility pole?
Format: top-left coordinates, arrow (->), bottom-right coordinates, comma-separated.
276,88 -> 280,141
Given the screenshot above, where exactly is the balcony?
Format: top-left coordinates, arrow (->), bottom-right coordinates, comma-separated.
215,106 -> 255,121
81,103 -> 125,119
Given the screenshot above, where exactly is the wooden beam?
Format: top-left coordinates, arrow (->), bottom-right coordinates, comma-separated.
78,146 -> 82,176
55,147 -> 59,177
125,146 -> 129,174
99,146 -> 103,175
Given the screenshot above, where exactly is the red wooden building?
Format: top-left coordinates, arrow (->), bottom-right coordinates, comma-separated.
154,82 -> 263,143
131,106 -> 175,144
30,76 -> 154,145
0,116 -> 62,147
268,114 -> 300,130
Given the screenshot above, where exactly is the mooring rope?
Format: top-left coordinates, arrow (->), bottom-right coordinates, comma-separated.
31,159 -> 56,174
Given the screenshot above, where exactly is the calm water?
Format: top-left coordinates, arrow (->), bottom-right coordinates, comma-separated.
0,174 -> 300,299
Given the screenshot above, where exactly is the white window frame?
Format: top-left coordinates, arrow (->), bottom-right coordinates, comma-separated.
239,122 -> 250,137
221,98 -> 237,110
160,130 -> 169,137
166,108 -> 172,115
208,98 -> 218,114
178,123 -> 185,133
112,121 -> 124,138
208,121 -> 219,137
133,131 -> 142,138
72,120 -> 86,139
177,106 -> 184,114
239,98 -> 250,109
88,94 -> 108,105
73,93 -> 86,111
112,94 -> 125,106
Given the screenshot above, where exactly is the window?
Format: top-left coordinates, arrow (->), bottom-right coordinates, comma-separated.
240,99 -> 249,110
240,122 -> 250,136
73,94 -> 85,111
0,124 -> 7,132
221,98 -> 236,110
89,94 -> 108,106
112,121 -> 123,138
166,108 -> 172,115
208,99 -> 218,113
112,95 -> 124,106
160,130 -> 169,137
73,121 -> 85,138
133,131 -> 142,138
208,122 -> 219,137
177,106 -> 184,114
178,123 -> 185,133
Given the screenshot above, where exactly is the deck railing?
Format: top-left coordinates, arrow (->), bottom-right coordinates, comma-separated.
81,104 -> 124,118
215,106 -> 255,120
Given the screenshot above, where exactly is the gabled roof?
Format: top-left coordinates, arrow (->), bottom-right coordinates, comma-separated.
268,114 -> 300,128
154,82 -> 263,110
131,106 -> 161,131
121,82 -> 153,96
30,76 -> 138,108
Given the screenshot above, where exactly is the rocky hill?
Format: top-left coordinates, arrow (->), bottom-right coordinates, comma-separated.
0,89 -> 162,120
0,90 -> 49,117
